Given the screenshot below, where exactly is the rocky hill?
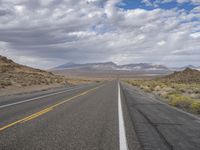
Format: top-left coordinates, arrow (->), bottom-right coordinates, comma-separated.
160,68 -> 200,84
0,55 -> 69,88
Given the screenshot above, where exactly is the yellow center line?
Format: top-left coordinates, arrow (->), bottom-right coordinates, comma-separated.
0,85 -> 102,132
21,108 -> 53,123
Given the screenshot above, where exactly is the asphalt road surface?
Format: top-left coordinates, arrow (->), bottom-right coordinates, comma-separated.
0,81 -> 200,150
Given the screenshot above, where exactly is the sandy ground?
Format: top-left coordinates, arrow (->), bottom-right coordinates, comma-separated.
0,84 -> 65,97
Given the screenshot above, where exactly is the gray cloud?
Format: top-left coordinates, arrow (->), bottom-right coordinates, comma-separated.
0,0 -> 200,69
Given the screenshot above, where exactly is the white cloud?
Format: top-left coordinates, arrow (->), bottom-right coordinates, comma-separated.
177,0 -> 200,4
68,31 -> 96,38
157,40 -> 166,46
0,0 -> 199,68
190,32 -> 200,38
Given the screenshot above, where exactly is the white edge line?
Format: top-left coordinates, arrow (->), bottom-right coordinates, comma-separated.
118,81 -> 129,150
0,85 -> 88,109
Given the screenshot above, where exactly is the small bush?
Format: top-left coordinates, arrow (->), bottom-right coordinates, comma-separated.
194,89 -> 200,94
168,94 -> 193,109
21,83 -> 27,87
0,80 -> 12,86
190,101 -> 200,114
140,86 -> 151,92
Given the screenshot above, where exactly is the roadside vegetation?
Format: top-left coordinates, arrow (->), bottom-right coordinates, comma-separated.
126,68 -> 200,114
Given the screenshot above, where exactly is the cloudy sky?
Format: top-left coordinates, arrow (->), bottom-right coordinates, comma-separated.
0,0 -> 200,69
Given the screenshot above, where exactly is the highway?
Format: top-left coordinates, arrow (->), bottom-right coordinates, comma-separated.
0,81 -> 200,150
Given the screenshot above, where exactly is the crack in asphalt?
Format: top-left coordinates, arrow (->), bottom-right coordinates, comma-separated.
122,86 -> 175,150
136,109 -> 174,150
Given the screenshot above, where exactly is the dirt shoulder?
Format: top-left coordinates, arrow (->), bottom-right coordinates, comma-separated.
0,84 -> 67,97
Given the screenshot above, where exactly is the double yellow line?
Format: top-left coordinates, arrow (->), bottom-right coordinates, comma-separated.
0,85 -> 101,132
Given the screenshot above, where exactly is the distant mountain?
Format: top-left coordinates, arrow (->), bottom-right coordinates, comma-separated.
52,62 -> 171,77
171,65 -> 200,71
53,62 -> 169,71
119,63 -> 169,71
0,55 -> 69,88
54,62 -> 117,70
160,68 -> 200,84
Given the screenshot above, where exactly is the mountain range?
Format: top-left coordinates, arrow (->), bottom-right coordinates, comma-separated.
52,62 -> 172,77
53,62 -> 170,71
52,62 -> 200,78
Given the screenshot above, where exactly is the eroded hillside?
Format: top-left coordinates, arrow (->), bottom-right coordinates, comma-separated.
0,55 -> 69,88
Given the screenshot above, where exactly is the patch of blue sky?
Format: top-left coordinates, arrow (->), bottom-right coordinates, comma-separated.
118,0 -> 197,11
90,24 -> 117,34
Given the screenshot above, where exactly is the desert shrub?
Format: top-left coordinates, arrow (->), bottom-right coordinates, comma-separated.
0,80 -> 12,86
140,86 -> 151,92
167,90 -> 182,96
21,83 -> 27,87
0,66 -> 10,73
159,83 -> 166,88
180,88 -> 186,93
168,94 -> 193,109
154,85 -> 161,91
190,101 -> 200,114
28,82 -> 32,86
194,88 -> 200,94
